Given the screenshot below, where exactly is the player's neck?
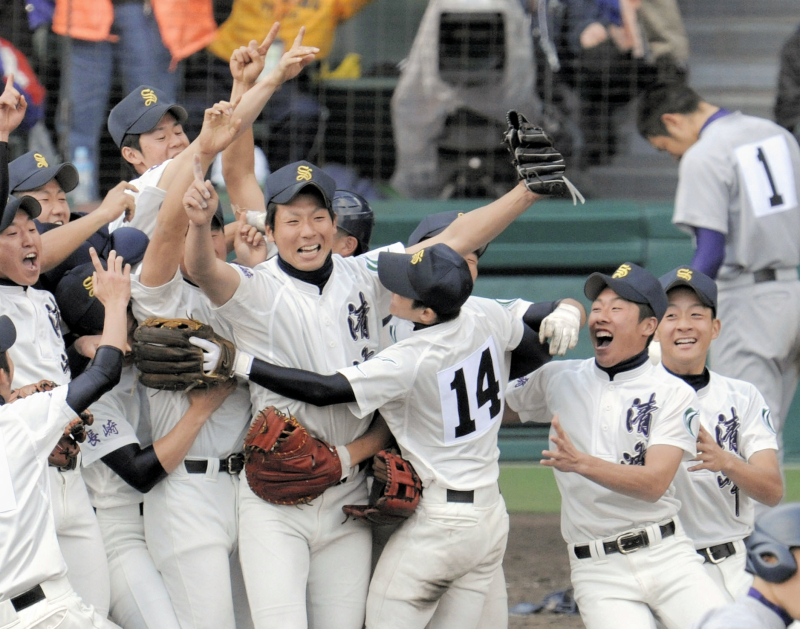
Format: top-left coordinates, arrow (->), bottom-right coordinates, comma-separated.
664,365 -> 710,392
594,347 -> 649,380
277,251 -> 334,294
660,355 -> 707,377
748,584 -> 795,625
693,102 -> 721,137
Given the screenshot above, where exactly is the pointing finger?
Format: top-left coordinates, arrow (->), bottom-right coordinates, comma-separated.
258,22 -> 280,55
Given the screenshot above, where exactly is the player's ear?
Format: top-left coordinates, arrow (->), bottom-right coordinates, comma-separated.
121,146 -> 145,168
711,317 -> 721,340
661,113 -> 682,138
640,316 -> 658,338
418,307 -> 438,326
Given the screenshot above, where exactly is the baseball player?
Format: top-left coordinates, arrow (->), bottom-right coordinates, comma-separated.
637,81 -> 800,462
189,242 -> 557,628
504,262 -> 729,629
656,266 -> 783,601
182,145 -> 561,628
692,503 -> 800,628
0,188 -> 113,616
0,248 -> 129,629
331,190 -> 374,257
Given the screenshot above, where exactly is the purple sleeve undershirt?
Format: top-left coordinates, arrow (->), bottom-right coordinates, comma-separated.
691,227 -> 726,279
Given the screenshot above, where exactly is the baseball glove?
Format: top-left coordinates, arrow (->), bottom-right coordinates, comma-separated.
503,110 -> 584,204
342,450 -> 422,525
244,407 -> 343,505
133,318 -> 236,391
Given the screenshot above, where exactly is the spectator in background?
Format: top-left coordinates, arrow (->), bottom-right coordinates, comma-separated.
201,0 -> 374,169
775,24 -> 800,142
52,0 -> 217,202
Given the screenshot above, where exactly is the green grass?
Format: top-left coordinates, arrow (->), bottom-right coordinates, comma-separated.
499,464 -> 800,514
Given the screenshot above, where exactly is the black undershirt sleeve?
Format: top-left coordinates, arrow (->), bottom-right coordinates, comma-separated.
248,358 -> 356,406
65,346 -> 123,414
509,322 -> 553,380
101,443 -> 168,493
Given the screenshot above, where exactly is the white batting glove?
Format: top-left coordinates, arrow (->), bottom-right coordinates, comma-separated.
539,302 -> 581,356
334,445 -> 358,482
648,340 -> 662,366
188,337 -> 220,374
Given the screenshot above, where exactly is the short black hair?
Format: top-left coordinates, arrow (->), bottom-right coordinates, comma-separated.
412,299 -> 461,324
266,187 -> 334,231
637,82 -> 702,139
120,133 -> 143,179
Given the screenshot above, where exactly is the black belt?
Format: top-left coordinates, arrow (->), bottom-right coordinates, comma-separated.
184,453 -> 244,475
697,541 -> 736,564
446,489 -> 474,503
574,521 -> 676,559
11,584 -> 45,612
753,269 -> 777,283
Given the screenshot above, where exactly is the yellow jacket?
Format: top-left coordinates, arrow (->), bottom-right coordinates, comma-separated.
53,0 -> 217,69
208,0 -> 373,63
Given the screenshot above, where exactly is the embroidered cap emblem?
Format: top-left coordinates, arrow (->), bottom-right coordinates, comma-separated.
34,153 -> 48,168
141,89 -> 157,106
82,276 -> 95,298
410,250 -> 425,265
296,165 -> 313,181
677,268 -> 693,281
612,263 -> 631,279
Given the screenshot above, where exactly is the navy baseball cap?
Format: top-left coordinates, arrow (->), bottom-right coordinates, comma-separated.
659,266 -> 717,311
584,262 -> 668,321
1,195 -> 42,232
407,211 -> 488,258
378,243 -> 473,316
108,85 -> 188,148
55,261 -> 106,334
264,161 -> 335,209
9,151 -> 79,194
103,228 -> 150,267
0,315 -> 17,352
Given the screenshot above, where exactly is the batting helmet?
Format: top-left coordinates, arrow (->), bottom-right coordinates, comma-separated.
746,502 -> 800,583
333,190 -> 374,256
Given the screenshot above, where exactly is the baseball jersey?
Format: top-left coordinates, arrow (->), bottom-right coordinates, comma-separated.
130,270 -> 251,457
0,283 -> 70,385
80,365 -> 151,510
108,160 -> 171,238
506,360 -> 700,544
672,112 -> 800,281
385,296 -> 533,345
692,593 -> 789,629
673,372 -> 777,547
0,385 -> 75,600
340,298 -> 523,490
213,245 -> 405,445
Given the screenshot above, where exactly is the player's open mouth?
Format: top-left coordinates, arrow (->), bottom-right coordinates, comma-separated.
595,330 -> 613,348
52,221 -> 64,226
298,245 -> 321,255
22,252 -> 38,270
675,338 -> 696,346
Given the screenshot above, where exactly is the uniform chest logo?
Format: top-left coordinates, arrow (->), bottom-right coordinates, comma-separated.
296,165 -> 313,181
625,393 -> 657,437
620,441 -> 647,466
141,89 -> 157,106
34,153 -> 48,168
347,292 -> 370,341
715,406 -> 740,454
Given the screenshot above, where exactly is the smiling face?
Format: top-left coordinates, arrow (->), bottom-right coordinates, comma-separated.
124,112 -> 190,174
267,193 -> 337,272
22,179 -> 70,225
589,287 -> 657,368
0,210 -> 42,286
656,286 -> 720,375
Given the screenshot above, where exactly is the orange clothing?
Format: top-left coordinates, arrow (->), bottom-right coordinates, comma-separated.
208,0 -> 373,63
53,0 -> 216,69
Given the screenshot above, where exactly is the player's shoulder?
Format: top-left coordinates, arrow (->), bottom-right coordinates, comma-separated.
651,363 -> 698,396
130,159 -> 171,189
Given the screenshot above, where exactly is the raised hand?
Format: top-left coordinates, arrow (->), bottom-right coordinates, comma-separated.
0,74 -> 27,139
183,154 -> 219,227
230,23 -> 281,85
90,247 -> 131,310
268,27 -> 319,86
197,100 -> 242,158
95,181 -> 138,224
233,210 -> 268,267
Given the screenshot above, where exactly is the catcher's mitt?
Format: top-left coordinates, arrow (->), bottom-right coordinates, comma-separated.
244,407 -> 343,505
503,111 -> 584,204
342,450 -> 422,525
133,318 -> 236,391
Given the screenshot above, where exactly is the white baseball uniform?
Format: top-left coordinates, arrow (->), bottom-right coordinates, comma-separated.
672,371 -> 778,601
692,591 -> 793,629
80,364 -> 182,629
506,359 -> 729,629
672,111 -> 800,459
108,161 -> 170,238
0,384 -> 119,629
338,297 -> 522,629
0,282 -> 111,618
130,270 -> 252,629
211,245 -> 403,629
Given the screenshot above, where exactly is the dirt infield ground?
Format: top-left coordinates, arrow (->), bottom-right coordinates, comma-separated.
505,513 -> 585,629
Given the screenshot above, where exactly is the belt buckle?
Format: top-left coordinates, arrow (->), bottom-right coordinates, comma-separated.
616,531 -> 644,554
703,546 -> 726,565
225,453 -> 244,474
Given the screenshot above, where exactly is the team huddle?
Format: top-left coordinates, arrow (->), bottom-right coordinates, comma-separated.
1,22 -> 800,629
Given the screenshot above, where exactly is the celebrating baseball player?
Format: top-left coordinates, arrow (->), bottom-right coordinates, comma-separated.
638,81 -> 800,463
656,266 -> 783,600
504,262 -> 729,628
0,248 -> 130,629
692,503 -> 800,628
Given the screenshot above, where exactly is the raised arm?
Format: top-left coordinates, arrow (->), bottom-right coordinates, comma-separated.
542,416 -> 684,503
0,74 -> 25,213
